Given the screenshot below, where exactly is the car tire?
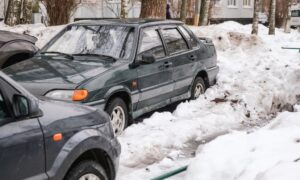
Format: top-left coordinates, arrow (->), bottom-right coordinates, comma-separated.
106,97 -> 128,136
65,160 -> 108,180
191,77 -> 206,100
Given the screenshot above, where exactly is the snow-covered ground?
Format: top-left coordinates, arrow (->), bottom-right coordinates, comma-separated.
1,21 -> 300,180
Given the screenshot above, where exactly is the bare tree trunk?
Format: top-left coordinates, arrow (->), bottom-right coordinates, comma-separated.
140,0 -> 167,19
44,0 -> 79,26
284,0 -> 292,33
120,0 -> 128,18
5,0 -> 22,26
268,0 -> 276,35
200,0 -> 210,26
193,0 -> 201,25
180,0 -> 187,22
20,0 -> 33,24
252,0 -> 260,35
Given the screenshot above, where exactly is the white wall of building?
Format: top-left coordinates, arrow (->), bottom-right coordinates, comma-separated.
72,0 -> 140,20
212,0 -> 254,19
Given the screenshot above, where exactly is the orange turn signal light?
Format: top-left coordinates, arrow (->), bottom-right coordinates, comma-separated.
72,89 -> 89,101
53,133 -> 63,142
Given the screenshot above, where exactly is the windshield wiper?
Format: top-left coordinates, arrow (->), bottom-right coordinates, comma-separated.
40,51 -> 74,60
73,54 -> 117,62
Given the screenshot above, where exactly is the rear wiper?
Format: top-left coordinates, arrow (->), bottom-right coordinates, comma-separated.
40,51 -> 74,60
73,54 -> 117,62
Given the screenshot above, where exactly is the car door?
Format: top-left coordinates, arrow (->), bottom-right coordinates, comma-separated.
160,26 -> 197,100
136,26 -> 174,110
0,77 -> 46,180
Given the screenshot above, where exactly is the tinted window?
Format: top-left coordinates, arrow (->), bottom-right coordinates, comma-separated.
161,28 -> 188,55
138,28 -> 165,59
0,92 -> 10,124
179,26 -> 199,49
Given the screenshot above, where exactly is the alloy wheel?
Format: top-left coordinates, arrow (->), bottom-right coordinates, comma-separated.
79,173 -> 100,180
110,106 -> 126,136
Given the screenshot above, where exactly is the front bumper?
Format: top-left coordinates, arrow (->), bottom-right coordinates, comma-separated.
84,99 -> 106,110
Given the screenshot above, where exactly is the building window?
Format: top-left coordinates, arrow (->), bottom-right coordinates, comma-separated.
243,0 -> 251,7
228,0 -> 237,7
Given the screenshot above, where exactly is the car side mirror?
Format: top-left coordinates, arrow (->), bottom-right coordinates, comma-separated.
140,53 -> 156,64
13,94 -> 41,119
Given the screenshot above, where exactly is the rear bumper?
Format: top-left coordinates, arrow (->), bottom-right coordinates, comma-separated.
207,65 -> 219,86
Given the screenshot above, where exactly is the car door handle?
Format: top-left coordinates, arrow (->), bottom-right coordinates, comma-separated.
189,55 -> 197,61
164,62 -> 173,68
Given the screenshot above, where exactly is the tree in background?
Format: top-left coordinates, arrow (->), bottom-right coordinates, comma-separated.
5,0 -> 33,26
268,0 -> 276,35
252,0 -> 260,35
140,0 -> 167,19
120,0 -> 128,18
43,0 -> 79,26
284,0 -> 292,33
200,0 -> 210,26
193,0 -> 201,25
180,0 -> 187,22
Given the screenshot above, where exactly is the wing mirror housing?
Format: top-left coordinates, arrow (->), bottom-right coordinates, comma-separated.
13,94 -> 41,119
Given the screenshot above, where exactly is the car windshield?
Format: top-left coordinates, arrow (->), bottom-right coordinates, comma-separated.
42,25 -> 133,60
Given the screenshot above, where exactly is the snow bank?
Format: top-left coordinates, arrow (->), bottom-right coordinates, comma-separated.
186,110 -> 300,180
0,22 -> 63,48
118,22 -> 300,179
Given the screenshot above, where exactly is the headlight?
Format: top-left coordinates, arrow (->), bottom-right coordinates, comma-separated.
45,89 -> 89,101
45,90 -> 74,101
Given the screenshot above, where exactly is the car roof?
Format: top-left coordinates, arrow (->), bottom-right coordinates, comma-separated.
71,18 -> 183,27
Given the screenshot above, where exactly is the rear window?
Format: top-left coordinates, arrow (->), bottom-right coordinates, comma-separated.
161,28 -> 188,55
179,26 -> 199,49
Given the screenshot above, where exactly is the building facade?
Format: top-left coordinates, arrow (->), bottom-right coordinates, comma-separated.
211,0 -> 254,24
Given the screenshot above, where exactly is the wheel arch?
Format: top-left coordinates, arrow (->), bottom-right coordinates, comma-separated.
104,87 -> 133,121
194,70 -> 209,88
65,148 -> 115,180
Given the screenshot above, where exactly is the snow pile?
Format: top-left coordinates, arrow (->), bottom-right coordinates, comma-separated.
0,22 -> 63,48
186,110 -> 300,180
118,22 -> 300,179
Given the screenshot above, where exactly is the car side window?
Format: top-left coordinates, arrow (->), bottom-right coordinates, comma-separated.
178,26 -> 199,49
137,28 -> 165,60
0,91 -> 10,125
161,28 -> 188,55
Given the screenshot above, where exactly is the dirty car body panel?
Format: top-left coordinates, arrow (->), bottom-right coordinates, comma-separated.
0,71 -> 120,180
0,30 -> 39,69
3,19 -> 219,120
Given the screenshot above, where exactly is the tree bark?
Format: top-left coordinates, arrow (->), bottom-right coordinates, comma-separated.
120,0 -> 128,18
200,0 -> 210,26
193,0 -> 201,25
268,0 -> 276,35
20,0 -> 33,24
140,0 -> 167,19
5,0 -> 22,26
180,0 -> 187,22
284,0 -> 292,33
252,0 -> 260,35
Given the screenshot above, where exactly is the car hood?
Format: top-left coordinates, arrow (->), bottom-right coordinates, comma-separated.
3,56 -> 125,95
